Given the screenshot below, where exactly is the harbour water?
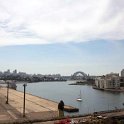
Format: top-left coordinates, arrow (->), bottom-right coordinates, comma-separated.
17,81 -> 124,115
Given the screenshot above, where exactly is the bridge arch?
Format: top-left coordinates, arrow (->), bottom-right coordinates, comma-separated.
72,71 -> 87,80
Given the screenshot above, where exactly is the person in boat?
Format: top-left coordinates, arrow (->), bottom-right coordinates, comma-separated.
58,100 -> 64,117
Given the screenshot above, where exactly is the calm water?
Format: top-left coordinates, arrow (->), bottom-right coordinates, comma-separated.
17,81 -> 124,115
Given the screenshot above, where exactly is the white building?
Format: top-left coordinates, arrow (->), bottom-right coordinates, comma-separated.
95,73 -> 120,89
95,77 -> 105,89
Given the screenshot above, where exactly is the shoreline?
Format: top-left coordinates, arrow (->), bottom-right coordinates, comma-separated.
0,87 -> 124,123
0,87 -> 79,123
92,86 -> 124,92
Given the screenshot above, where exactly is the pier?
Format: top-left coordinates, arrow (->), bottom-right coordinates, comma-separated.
0,87 -> 78,123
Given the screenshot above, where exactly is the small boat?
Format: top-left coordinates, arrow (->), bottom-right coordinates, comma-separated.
77,98 -> 82,102
77,90 -> 82,102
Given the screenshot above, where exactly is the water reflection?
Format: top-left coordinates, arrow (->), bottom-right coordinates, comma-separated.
17,81 -> 124,115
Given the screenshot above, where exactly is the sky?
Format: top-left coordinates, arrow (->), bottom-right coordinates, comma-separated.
0,0 -> 124,76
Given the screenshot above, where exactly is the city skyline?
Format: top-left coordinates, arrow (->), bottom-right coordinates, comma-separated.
0,0 -> 124,75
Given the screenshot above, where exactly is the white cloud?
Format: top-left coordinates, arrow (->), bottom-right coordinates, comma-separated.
0,0 -> 124,46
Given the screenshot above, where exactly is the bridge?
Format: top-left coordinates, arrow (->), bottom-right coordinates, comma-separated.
71,71 -> 88,80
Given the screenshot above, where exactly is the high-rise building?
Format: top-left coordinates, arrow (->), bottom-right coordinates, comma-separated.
121,69 -> 124,77
4,69 -> 10,75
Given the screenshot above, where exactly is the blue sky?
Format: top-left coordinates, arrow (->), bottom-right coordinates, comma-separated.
0,40 -> 124,75
0,0 -> 124,75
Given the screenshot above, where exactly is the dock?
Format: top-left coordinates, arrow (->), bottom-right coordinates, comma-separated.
64,106 -> 79,112
0,87 -> 78,123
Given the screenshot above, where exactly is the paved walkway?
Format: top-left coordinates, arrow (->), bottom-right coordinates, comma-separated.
0,87 -> 124,124
0,87 -> 58,123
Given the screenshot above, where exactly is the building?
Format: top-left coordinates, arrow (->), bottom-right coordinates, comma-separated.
121,69 -> 124,77
13,69 -> 17,74
95,73 -> 120,89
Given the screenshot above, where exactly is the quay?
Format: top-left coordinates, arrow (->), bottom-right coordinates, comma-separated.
1,87 -> 124,124
0,87 -> 78,123
92,85 -> 124,92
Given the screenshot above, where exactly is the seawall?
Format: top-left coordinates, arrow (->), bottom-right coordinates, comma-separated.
0,87 -> 78,123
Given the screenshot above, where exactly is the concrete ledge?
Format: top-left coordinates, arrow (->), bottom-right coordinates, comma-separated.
0,87 -> 78,123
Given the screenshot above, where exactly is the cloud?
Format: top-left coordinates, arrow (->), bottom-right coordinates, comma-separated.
0,0 -> 124,46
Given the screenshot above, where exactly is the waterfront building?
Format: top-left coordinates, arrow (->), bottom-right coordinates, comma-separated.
121,69 -> 124,77
95,73 -> 120,89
